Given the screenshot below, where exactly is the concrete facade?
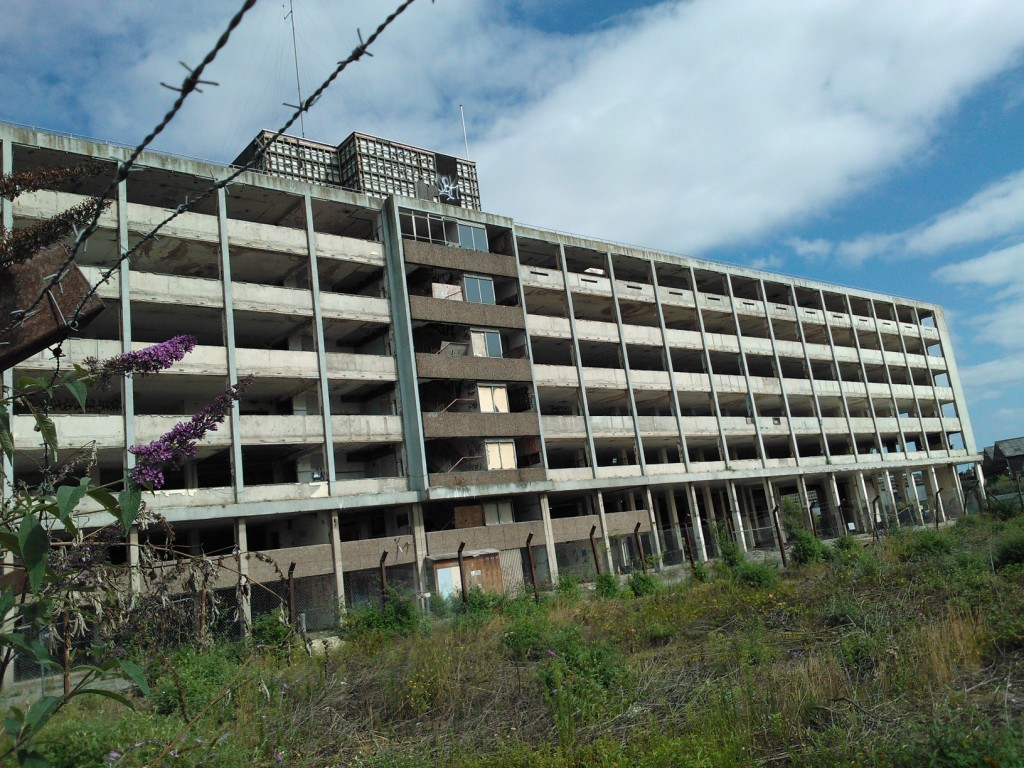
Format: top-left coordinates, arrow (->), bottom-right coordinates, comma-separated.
1,124 -> 980,614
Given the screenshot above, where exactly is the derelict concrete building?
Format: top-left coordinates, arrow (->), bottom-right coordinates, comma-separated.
1,123 -> 982,626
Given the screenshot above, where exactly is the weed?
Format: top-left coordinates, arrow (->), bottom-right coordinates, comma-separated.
788,528 -> 829,566
595,572 -> 621,599
628,572 -> 660,597
734,561 -> 778,588
993,531 -> 1024,570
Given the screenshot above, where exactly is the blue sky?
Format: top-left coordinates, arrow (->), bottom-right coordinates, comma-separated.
2,0 -> 1023,453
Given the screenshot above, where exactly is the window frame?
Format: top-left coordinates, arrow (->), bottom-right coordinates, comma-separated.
463,275 -> 496,305
478,383 -> 509,413
484,438 -> 517,470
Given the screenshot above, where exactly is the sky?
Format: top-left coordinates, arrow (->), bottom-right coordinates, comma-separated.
2,0 -> 1023,452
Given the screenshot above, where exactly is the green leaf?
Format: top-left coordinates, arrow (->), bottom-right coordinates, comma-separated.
16,748 -> 49,768
0,588 -> 16,617
16,515 -> 49,593
54,478 -> 89,531
0,406 -> 13,461
117,659 -> 151,698
14,376 -> 50,397
23,696 -> 59,735
4,707 -> 24,739
62,379 -> 87,412
86,487 -> 118,515
24,402 -> 57,460
117,485 -> 141,531
76,688 -> 133,708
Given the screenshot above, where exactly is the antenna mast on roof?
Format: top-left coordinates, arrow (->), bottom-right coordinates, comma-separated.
460,104 -> 470,159
285,0 -> 306,138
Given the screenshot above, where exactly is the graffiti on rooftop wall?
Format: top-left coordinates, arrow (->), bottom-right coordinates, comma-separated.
436,174 -> 460,204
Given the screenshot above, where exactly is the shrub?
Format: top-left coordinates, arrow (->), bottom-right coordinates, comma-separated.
718,536 -> 744,567
690,562 -> 711,583
993,532 -> 1024,570
151,646 -> 240,718
734,561 -> 778,588
595,572 -> 621,598
628,572 -> 660,597
343,588 -> 422,640
898,528 -> 953,560
789,528 -> 829,566
250,608 -> 294,658
555,573 -> 584,602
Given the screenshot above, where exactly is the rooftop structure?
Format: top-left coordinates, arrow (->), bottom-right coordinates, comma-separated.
1,123 -> 983,645
233,130 -> 482,210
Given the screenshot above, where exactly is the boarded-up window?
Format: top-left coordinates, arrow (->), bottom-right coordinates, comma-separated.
478,384 -> 509,413
485,439 -> 516,470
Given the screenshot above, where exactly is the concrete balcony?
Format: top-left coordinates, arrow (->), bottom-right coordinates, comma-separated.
565,271 -> 613,299
548,514 -> 601,544
546,467 -> 593,483
604,509 -> 651,536
13,414 -> 123,450
247,543 -> 335,583
320,293 -> 390,323
332,415 -> 402,443
14,190 -> 119,230
324,352 -> 397,382
426,520 -> 548,555
527,314 -> 572,339
225,216 -> 303,256
663,327 -> 704,350
519,265 -> 565,291
679,416 -> 721,436
533,364 -> 580,388
597,465 -> 643,479
416,353 -> 533,382
341,533 -> 417,572
589,415 -> 639,438
629,369 -> 672,390
541,415 -> 586,438
77,266 -> 120,300
619,323 -> 663,347
428,466 -> 546,489
720,417 -> 757,435
232,282 -> 312,316
655,284 -> 696,309
318,232 -> 384,266
409,296 -> 525,329
403,239 -> 516,276
237,348 -> 317,379
421,411 -> 540,439
129,271 -> 224,309
635,415 -> 680,437
575,318 -> 621,344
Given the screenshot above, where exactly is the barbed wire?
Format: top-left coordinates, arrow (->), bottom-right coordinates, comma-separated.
0,0 -> 421,346
0,0 -> 260,340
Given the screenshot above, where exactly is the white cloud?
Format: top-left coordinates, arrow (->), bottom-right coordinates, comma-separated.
786,237 -> 833,260
839,170 -> 1024,262
934,242 -> 1024,287
3,0 -> 1024,258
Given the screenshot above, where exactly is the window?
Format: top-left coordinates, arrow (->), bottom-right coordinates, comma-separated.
457,222 -> 488,252
478,383 -> 509,413
470,329 -> 502,358
464,275 -> 495,305
485,439 -> 517,470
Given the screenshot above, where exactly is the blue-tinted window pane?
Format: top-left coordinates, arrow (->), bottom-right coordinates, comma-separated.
485,331 -> 502,358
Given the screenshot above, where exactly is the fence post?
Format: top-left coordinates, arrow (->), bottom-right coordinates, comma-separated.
525,533 -> 539,603
771,506 -> 788,568
62,612 -> 70,697
287,562 -> 296,626
682,523 -> 697,569
589,525 -> 602,576
379,550 -> 389,608
633,522 -> 647,574
457,542 -> 468,604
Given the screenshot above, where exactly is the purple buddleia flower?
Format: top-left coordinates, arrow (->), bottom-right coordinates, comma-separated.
89,335 -> 198,384
128,375 -> 253,489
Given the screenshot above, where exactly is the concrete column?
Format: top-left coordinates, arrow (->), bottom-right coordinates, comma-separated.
701,485 -> 719,550
841,294 -> 885,457
649,262 -> 691,469
558,245 -> 598,475
644,486 -> 663,565
216,187 -> 245,500
726,482 -> 749,552
869,301 -> 910,456
905,470 -> 924,525
410,503 -> 429,593
912,307 -> 952,452
758,280 -> 802,465
882,471 -> 900,526
725,275 -> 768,467
923,467 -> 944,524
329,511 -> 346,612
595,491 -> 614,574
303,194 -> 338,494
509,227 -> 551,472
689,267 -> 731,468
128,525 -> 142,593
762,480 -> 785,544
116,180 -> 137,479
973,464 -> 985,501
660,489 -> 684,559
683,485 -> 709,561
854,471 -> 874,531
1,138 -> 12,501
891,302 -> 932,458
791,286 -> 836,462
797,476 -> 816,535
606,253 -> 646,473
234,518 -> 252,628
539,494 -> 560,586
827,474 -> 846,535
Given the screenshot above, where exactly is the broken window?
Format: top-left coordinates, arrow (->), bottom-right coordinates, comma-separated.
470,329 -> 502,358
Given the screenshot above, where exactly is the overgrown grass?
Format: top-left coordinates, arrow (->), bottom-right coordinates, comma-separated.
16,512 -> 1024,767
